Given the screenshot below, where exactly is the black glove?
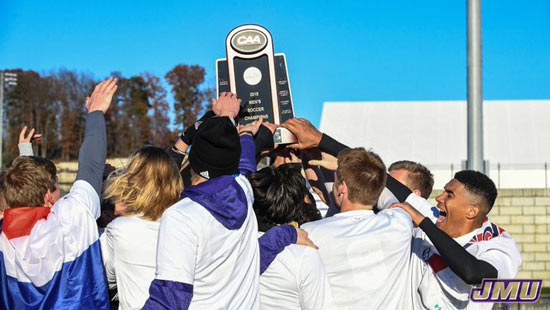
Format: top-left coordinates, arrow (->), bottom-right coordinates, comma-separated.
180,110 -> 216,145
254,125 -> 275,157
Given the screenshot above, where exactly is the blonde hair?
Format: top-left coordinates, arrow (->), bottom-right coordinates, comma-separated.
104,146 -> 183,221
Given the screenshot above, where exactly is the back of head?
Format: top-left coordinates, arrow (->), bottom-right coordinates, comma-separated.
189,117 -> 241,180
104,146 -> 183,221
247,164 -> 321,232
3,156 -> 57,208
336,148 -> 386,206
0,170 -> 7,214
454,170 -> 497,216
388,160 -> 434,199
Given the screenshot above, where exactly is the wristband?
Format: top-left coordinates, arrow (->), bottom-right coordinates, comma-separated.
171,146 -> 187,156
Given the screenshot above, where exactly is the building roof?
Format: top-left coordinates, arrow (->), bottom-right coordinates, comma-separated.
320,100 -> 550,188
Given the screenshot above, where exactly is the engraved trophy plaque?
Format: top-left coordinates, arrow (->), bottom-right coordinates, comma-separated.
216,24 -> 297,144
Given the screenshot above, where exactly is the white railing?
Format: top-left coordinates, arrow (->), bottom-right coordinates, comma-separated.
427,163 -> 549,189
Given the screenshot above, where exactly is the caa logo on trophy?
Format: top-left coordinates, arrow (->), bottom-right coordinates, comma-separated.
216,24 -> 297,144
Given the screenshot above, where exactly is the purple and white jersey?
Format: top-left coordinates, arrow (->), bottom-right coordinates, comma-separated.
154,174 -> 260,310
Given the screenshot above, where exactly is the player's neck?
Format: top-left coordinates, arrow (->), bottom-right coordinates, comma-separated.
340,200 -> 373,213
444,220 -> 482,239
192,176 -> 208,186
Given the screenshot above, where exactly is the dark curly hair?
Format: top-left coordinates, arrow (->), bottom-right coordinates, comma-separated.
247,164 -> 321,232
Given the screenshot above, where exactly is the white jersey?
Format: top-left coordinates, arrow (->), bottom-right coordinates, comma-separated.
405,194 -> 522,310
301,208 -> 413,310
100,215 -> 160,310
377,187 -> 400,210
259,232 -> 335,310
155,174 -> 260,310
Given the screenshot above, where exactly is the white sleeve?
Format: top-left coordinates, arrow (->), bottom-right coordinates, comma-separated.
476,236 -> 522,279
379,207 -> 414,234
18,142 -> 34,156
100,225 -> 117,284
377,187 -> 399,210
63,180 -> 101,219
52,180 -> 101,256
155,205 -> 199,285
298,248 -> 336,310
405,193 -> 439,223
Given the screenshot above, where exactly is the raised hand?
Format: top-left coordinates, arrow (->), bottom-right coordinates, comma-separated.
19,126 -> 42,144
284,150 -> 302,165
262,121 -> 278,134
87,77 -> 118,114
281,118 -> 322,150
211,98 -> 222,116
308,152 -> 338,171
238,117 -> 264,136
212,92 -> 241,119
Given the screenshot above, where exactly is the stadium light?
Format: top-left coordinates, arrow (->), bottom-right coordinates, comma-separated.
0,71 -> 18,166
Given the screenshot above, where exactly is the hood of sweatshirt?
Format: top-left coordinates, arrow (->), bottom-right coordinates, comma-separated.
182,175 -> 248,230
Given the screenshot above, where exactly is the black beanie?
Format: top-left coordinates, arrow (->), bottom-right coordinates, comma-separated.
189,117 -> 241,179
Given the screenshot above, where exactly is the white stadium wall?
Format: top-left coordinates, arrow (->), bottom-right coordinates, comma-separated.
319,100 -> 550,189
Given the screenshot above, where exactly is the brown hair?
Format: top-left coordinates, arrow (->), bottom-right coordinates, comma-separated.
3,156 -> 58,208
0,170 -> 7,213
388,160 -> 434,199
104,146 -> 184,221
336,148 -> 386,205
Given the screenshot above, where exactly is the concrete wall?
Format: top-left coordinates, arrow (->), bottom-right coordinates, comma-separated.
430,188 -> 550,287
56,158 -> 128,192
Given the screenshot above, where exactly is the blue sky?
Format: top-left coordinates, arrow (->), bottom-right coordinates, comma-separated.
1,0 -> 549,126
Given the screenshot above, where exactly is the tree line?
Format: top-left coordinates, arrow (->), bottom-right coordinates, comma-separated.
2,65 -> 213,163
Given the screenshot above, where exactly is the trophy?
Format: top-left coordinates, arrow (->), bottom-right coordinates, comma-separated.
216,24 -> 297,144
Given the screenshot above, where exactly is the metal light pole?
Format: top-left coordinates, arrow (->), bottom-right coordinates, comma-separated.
467,0 -> 485,173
